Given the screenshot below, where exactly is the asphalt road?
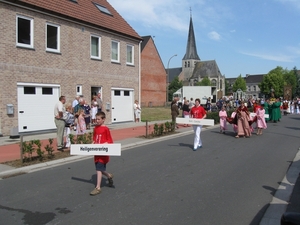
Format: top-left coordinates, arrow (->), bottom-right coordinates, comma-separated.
0,115 -> 300,225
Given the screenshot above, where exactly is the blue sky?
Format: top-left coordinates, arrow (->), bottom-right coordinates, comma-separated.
108,0 -> 300,78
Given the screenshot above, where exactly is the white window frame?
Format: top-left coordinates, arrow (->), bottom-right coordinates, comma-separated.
90,35 -> 101,59
76,85 -> 82,96
46,23 -> 60,53
111,40 -> 120,63
16,15 -> 34,48
126,44 -> 134,65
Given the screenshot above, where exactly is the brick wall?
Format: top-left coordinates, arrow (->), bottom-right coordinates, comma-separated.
0,3 -> 140,135
141,38 -> 166,107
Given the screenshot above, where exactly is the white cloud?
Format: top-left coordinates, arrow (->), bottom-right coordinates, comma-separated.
275,0 -> 300,10
286,46 -> 300,55
247,39 -> 253,42
107,0 -> 201,32
240,51 -> 294,62
230,29 -> 236,33
107,0 -> 228,33
208,31 -> 221,41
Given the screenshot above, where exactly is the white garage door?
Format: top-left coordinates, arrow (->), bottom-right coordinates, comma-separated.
17,83 -> 60,133
111,88 -> 134,123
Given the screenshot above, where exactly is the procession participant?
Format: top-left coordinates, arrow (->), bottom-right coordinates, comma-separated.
264,99 -> 270,122
294,99 -> 298,114
90,112 -> 114,196
290,100 -> 294,114
230,111 -> 238,134
235,102 -> 252,138
256,102 -> 267,135
253,100 -> 260,113
272,98 -> 281,123
282,99 -> 289,115
190,98 -> 207,150
219,105 -> 227,134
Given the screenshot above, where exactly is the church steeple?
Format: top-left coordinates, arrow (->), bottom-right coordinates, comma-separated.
182,10 -> 200,84
182,11 -> 200,60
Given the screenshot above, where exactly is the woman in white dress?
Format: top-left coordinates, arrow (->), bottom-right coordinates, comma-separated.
133,100 -> 141,122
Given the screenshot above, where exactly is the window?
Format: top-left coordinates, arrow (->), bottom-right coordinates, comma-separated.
94,3 -> 112,16
254,86 -> 256,91
124,91 -> 130,96
76,85 -> 82,96
91,35 -> 101,59
114,90 -> 121,96
211,79 -> 216,86
42,87 -> 53,95
111,41 -> 120,63
126,45 -> 134,65
248,86 -> 251,91
46,23 -> 60,52
16,15 -> 34,48
24,87 -> 35,94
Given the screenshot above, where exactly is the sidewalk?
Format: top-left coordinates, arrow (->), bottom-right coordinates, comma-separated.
0,120 -> 194,176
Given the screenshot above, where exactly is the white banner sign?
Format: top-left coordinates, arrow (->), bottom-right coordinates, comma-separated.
176,117 -> 214,126
250,113 -> 269,118
70,144 -> 121,156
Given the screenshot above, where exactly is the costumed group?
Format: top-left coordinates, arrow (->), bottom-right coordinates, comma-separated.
215,97 -> 288,137
171,97 -> 288,151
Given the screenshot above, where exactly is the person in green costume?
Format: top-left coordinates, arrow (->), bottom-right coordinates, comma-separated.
272,98 -> 281,123
263,99 -> 270,122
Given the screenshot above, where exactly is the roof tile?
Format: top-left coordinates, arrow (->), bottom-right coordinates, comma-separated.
14,0 -> 141,40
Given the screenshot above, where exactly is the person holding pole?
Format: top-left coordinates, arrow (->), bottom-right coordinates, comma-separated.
190,98 -> 207,151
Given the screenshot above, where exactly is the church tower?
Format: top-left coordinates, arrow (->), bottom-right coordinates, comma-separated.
182,12 -> 200,84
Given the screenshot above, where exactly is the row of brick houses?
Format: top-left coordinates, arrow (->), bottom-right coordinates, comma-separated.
226,74 -> 264,99
0,0 -> 167,136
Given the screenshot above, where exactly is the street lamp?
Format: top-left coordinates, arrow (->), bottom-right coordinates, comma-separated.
166,54 -> 177,104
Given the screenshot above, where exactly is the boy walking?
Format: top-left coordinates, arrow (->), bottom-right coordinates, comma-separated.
90,112 -> 114,196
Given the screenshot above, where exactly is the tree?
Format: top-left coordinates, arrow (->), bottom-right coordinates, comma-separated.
258,66 -> 294,98
195,77 -> 211,86
283,67 -> 297,97
232,75 -> 246,92
168,76 -> 182,101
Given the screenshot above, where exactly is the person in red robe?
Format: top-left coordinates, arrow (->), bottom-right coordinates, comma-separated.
235,102 -> 252,138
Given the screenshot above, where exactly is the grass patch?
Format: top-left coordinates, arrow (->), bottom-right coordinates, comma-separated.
141,107 -> 171,121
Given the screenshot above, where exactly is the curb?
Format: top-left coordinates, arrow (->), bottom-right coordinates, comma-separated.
0,129 -> 194,179
259,148 -> 300,225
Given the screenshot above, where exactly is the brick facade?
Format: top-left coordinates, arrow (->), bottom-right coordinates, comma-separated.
0,2 -> 141,136
141,37 -> 166,107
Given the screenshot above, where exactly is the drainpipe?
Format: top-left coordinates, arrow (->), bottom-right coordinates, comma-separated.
139,40 -> 142,104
